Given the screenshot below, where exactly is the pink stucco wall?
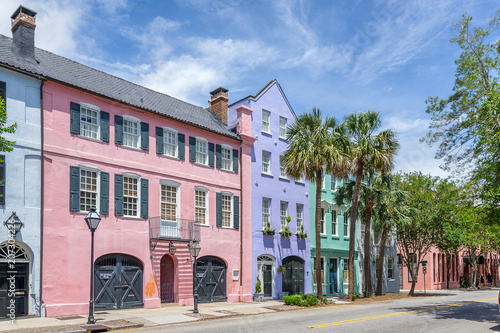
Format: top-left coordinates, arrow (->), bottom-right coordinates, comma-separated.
42,81 -> 254,316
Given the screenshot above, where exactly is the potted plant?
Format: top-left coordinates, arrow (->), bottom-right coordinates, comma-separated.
254,276 -> 264,302
280,226 -> 293,238
262,222 -> 276,235
296,225 -> 308,240
277,265 -> 285,274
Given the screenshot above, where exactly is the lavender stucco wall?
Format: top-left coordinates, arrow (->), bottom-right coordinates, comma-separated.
229,81 -> 311,298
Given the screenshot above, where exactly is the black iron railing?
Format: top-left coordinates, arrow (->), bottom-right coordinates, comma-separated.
149,217 -> 201,242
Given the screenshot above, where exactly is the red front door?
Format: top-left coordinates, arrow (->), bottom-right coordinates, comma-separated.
160,255 -> 174,303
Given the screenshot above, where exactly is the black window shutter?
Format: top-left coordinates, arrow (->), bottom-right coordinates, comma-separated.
140,178 -> 148,218
70,102 -> 80,134
208,142 -> 215,167
114,174 -> 123,216
114,115 -> 123,145
216,193 -> 222,227
233,149 -> 239,173
216,144 -> 222,169
100,172 -> 109,215
0,155 -> 5,206
141,122 -> 149,150
233,195 -> 239,229
100,111 -> 110,142
69,166 -> 80,212
189,136 -> 196,162
156,127 -> 163,154
178,133 -> 185,160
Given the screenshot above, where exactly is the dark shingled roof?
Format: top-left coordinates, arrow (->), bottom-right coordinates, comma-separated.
0,34 -> 238,139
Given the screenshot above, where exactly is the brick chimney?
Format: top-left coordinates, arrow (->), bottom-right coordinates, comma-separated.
10,5 -> 37,62
209,87 -> 229,125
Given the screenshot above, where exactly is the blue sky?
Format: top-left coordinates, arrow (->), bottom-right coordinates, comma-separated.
1,0 -> 498,177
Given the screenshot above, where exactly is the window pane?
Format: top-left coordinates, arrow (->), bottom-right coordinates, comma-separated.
195,189 -> 206,224
296,204 -> 303,231
280,201 -> 288,230
222,147 -> 232,170
222,194 -> 232,227
262,198 -> 271,229
279,116 -> 287,138
161,184 -> 177,221
123,176 -> 138,216
123,119 -> 139,148
80,169 -> 98,212
262,110 -> 270,133
262,151 -> 270,174
196,139 -> 207,165
80,106 -> 99,139
164,130 -> 177,157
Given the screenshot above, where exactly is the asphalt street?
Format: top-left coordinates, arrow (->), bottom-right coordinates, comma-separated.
119,289 -> 500,333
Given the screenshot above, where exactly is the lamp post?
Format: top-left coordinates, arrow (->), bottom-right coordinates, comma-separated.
85,206 -> 101,325
188,241 -> 201,314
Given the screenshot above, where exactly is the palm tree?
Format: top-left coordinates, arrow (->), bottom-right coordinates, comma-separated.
372,175 -> 410,296
335,170 -> 380,297
282,108 -> 349,298
344,111 -> 399,298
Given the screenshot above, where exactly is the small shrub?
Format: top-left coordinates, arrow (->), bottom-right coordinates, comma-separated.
363,290 -> 371,298
284,293 -> 319,307
351,294 -> 359,301
255,276 -> 262,293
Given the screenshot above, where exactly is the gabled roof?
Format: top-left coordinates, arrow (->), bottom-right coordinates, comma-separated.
0,34 -> 238,139
229,79 -> 297,119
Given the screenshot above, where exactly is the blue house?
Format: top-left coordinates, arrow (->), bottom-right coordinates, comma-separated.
228,80 -> 311,299
0,6 -> 42,318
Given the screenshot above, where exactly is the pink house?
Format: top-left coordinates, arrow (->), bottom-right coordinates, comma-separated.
37,43 -> 254,315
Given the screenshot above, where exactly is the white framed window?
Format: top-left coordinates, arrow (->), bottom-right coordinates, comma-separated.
196,137 -> 208,165
295,175 -> 304,184
262,151 -> 271,174
331,210 -> 338,236
194,187 -> 208,225
343,258 -> 349,285
279,155 -> 287,178
163,127 -> 178,158
331,175 -> 337,191
262,110 -> 271,133
80,103 -> 100,140
160,181 -> 179,221
262,198 -> 271,229
296,204 -> 303,231
221,192 -> 233,227
123,116 -> 140,149
388,257 -> 394,280
280,201 -> 288,231
123,175 -> 139,217
313,257 -> 326,286
80,167 -> 99,212
320,208 -> 325,234
279,116 -> 287,139
344,213 -> 349,237
221,145 -> 232,171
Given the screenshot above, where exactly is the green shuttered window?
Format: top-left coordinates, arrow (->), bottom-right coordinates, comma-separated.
115,173 -> 148,218
69,166 -> 109,215
215,192 -> 238,229
69,101 -> 109,142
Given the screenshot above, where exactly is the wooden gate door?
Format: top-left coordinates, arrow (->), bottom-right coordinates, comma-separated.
160,255 -> 174,303
282,256 -> 305,295
0,263 -> 28,318
195,257 -> 227,303
95,254 -> 143,310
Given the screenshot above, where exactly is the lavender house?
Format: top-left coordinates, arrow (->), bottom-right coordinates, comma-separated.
228,80 -> 311,299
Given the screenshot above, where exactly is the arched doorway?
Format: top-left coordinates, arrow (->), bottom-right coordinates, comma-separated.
195,256 -> 226,303
160,254 -> 174,303
0,242 -> 30,318
282,256 -> 304,295
94,254 -> 143,310
257,255 -> 274,297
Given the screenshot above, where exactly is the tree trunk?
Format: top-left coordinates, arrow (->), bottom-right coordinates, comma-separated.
348,165 -> 364,298
315,172 -> 323,298
408,263 -> 417,296
446,256 -> 450,289
363,202 -> 373,296
375,223 -> 387,296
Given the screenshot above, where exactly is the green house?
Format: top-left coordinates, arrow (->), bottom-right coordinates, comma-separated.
310,173 -> 360,295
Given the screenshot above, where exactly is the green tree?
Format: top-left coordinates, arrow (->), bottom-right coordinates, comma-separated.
343,111 -> 399,298
423,10 -> 500,213
373,174 -> 411,296
335,169 -> 381,297
282,108 -> 349,298
0,97 -> 16,152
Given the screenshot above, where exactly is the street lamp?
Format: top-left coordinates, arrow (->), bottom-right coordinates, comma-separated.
85,205 -> 101,325
188,241 -> 201,314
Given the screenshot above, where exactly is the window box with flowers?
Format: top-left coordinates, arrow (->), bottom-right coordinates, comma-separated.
262,222 -> 276,235
280,226 -> 293,238
296,225 -> 308,240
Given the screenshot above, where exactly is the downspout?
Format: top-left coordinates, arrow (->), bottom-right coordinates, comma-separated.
39,79 -> 45,316
239,141 -> 243,290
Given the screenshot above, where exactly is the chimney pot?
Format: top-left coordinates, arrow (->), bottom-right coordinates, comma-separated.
10,5 -> 37,62
208,87 -> 229,125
